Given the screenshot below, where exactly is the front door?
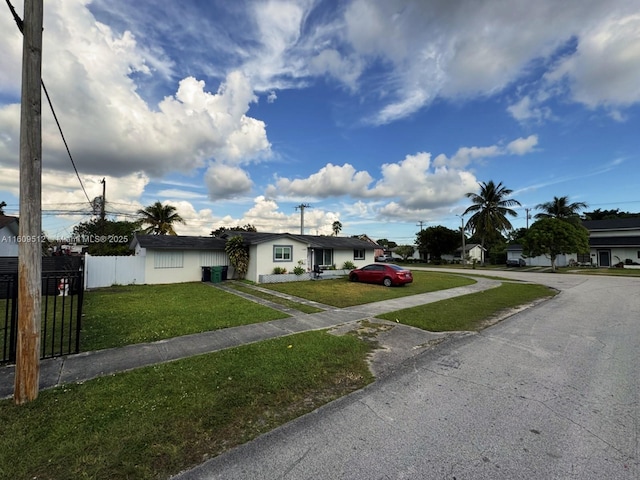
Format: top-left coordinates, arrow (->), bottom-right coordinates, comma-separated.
598,250 -> 610,267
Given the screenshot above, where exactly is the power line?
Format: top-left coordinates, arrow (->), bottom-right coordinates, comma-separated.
6,0 -> 93,207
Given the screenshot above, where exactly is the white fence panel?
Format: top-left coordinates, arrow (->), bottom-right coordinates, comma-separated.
84,254 -> 146,289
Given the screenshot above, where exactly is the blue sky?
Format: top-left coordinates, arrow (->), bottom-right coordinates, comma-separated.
1,0 -> 639,245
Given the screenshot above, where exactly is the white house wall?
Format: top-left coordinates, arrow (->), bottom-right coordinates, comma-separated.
249,239 -> 310,283
144,249 -> 230,284
331,249 -> 372,269
597,247 -> 640,265
590,229 -> 640,238
246,239 -> 374,283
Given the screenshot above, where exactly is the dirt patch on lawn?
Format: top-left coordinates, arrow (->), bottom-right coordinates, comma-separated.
329,319 -> 471,378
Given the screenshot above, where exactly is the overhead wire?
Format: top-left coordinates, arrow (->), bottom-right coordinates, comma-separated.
5,0 -> 93,208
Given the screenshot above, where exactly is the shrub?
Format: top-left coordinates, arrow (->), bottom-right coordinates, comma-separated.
272,266 -> 287,274
342,261 -> 356,270
293,261 -> 305,276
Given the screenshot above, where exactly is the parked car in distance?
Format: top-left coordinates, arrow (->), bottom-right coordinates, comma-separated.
506,258 -> 526,267
375,255 -> 394,262
349,263 -> 413,287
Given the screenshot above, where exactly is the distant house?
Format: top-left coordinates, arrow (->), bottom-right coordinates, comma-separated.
582,217 -> 640,267
506,217 -> 640,267
0,216 -> 19,257
130,232 -> 376,284
441,243 -> 485,264
355,234 -> 384,259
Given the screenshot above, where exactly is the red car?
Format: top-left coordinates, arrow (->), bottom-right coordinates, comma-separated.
349,263 -> 413,287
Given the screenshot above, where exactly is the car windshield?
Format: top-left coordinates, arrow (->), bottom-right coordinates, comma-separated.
388,264 -> 407,271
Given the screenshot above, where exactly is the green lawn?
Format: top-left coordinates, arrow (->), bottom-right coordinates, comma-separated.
379,282 -> 556,331
81,283 -> 288,351
80,272 -> 475,351
261,270 -> 477,307
0,331 -> 373,480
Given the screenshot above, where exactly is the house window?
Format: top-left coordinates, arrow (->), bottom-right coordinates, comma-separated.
154,251 -> 183,269
637,251 -> 640,259
577,253 -> 590,263
353,249 -> 365,260
273,245 -> 292,262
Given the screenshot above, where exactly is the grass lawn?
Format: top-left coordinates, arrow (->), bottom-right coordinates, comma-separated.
261,270 -> 477,307
379,282 -> 557,331
0,331 -> 373,480
81,282 -> 289,351
226,283 -> 324,313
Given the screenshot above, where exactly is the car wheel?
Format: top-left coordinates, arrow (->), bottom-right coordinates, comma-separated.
383,277 -> 392,287
349,274 -> 358,282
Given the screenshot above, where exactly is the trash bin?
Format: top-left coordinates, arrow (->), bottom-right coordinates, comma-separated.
221,265 -> 228,281
201,266 -> 211,282
211,266 -> 223,283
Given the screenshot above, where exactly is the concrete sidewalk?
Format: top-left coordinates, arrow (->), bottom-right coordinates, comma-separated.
0,277 -> 499,399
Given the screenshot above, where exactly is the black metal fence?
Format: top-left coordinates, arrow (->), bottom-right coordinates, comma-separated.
0,257 -> 84,364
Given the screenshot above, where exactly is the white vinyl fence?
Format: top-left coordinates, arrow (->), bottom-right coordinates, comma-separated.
84,253 -> 146,289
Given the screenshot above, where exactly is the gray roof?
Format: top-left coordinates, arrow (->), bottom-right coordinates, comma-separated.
582,218 -> 640,231
219,231 -> 374,249
0,216 -> 18,229
131,235 -> 227,251
589,236 -> 640,248
131,232 -> 375,251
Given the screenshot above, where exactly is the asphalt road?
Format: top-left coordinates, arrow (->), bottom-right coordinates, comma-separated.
174,271 -> 639,479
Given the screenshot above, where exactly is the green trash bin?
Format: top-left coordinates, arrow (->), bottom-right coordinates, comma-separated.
211,266 -> 223,283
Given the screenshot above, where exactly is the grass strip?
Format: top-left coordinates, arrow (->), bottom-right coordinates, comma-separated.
226,283 -> 324,314
0,331 -> 373,480
81,282 -> 288,351
263,271 -> 476,308
379,282 -> 556,331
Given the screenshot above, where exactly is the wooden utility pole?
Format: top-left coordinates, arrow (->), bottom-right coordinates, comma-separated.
295,203 -> 310,235
14,0 -> 43,404
100,177 -> 106,221
457,214 -> 466,268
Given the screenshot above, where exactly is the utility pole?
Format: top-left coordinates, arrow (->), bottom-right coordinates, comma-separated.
525,207 -> 531,229
416,220 -> 426,231
295,203 -> 310,235
15,0 -> 43,404
100,177 -> 106,221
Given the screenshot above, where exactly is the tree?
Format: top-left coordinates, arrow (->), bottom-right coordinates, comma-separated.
416,225 -> 460,261
137,201 -> 185,235
376,239 -> 397,249
72,218 -> 141,255
464,180 -> 521,264
506,227 -> 529,244
211,224 -> 257,237
225,235 -> 249,279
535,196 -> 587,224
394,245 -> 416,261
522,218 -> 589,271
332,220 -> 342,236
583,209 -> 640,220
0,201 -> 6,215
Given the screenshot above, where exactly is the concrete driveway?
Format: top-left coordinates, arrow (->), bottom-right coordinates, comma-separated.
173,271 -> 640,479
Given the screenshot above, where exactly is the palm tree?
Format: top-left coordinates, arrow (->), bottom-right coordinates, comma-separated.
137,201 -> 185,235
534,196 -> 587,223
464,180 -> 521,264
332,220 -> 342,236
